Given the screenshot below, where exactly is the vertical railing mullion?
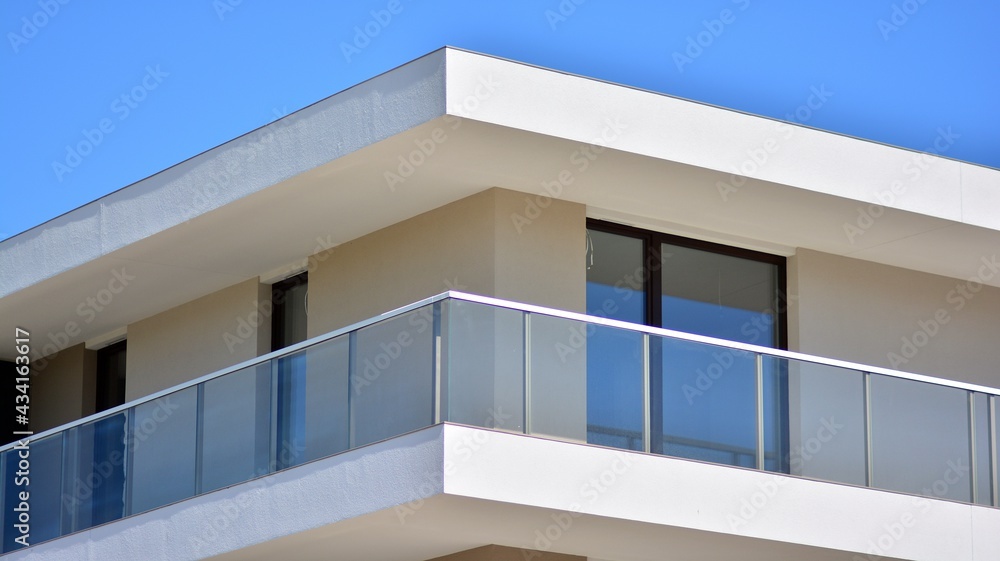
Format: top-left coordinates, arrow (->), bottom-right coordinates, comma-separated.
523,311 -> 532,435
63,428 -> 78,533
347,331 -> 357,449
755,353 -> 765,471
991,394 -> 999,508
432,301 -> 442,424
268,358 -> 279,472
194,384 -> 206,496
642,333 -> 651,454
969,392 -> 978,504
123,408 -> 136,517
863,372 -> 874,488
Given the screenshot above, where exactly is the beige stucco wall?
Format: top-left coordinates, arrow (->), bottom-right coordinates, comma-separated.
308,187 -> 586,337
788,248 -> 1000,388
31,343 -> 97,432
125,278 -> 271,400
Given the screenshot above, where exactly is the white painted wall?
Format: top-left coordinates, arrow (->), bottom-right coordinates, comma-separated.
15,425 -> 997,561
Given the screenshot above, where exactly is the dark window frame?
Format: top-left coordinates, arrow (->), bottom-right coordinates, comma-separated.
587,218 -> 788,350
271,272 -> 308,352
95,340 -> 127,413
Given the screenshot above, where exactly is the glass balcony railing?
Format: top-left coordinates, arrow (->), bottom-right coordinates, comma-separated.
2,292 -> 998,553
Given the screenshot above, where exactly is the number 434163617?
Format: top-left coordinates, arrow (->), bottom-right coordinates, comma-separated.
14,328 -> 30,416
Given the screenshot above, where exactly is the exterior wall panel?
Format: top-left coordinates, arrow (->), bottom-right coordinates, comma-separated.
789,248 -> 1000,387
125,278 -> 270,400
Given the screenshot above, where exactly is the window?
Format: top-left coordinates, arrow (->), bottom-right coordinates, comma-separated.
585,220 -> 789,469
271,272 -> 310,468
95,340 -> 127,413
271,272 -> 308,351
585,219 -> 786,347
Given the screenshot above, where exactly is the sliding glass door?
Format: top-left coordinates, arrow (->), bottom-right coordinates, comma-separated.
585,220 -> 788,469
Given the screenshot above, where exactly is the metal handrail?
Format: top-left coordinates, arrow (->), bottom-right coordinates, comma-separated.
6,290 -> 999,455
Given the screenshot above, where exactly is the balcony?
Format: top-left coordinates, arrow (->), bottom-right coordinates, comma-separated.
3,292 -> 998,555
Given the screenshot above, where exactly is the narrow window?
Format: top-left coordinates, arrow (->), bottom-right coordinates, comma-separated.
271,272 -> 308,351
95,340 -> 127,413
272,272 -> 309,469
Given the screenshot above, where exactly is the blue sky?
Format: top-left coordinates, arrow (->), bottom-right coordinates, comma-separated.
1,0 -> 997,241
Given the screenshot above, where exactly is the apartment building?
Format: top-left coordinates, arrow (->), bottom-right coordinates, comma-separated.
0,47 -> 998,560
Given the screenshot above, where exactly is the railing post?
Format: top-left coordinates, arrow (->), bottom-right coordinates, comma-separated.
642,333 -> 651,454
991,395 -> 999,507
268,358 -> 279,472
194,384 -> 206,495
969,392 -> 978,504
863,372 -> 874,488
523,311 -> 532,435
123,409 -> 136,517
432,301 -> 443,424
347,332 -> 357,449
755,353 -> 765,471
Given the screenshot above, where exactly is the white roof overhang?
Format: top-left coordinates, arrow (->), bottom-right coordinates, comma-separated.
2,47 -> 998,359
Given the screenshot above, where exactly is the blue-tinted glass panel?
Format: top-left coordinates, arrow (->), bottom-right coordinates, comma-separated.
441,300 -> 524,432
767,357 -> 867,485
586,229 -> 645,324
130,387 -> 198,514
276,335 -> 350,468
761,356 -> 787,472
870,375 -> 971,502
27,435 -> 63,544
351,306 -> 434,447
661,243 -> 778,346
0,442 -> 49,552
202,363 -> 272,491
659,336 -> 757,467
64,412 -> 127,532
528,314 -> 589,442
586,325 -> 644,451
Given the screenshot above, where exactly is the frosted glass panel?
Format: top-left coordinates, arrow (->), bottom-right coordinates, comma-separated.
351,307 -> 435,446
130,387 -> 198,514
442,300 -> 524,431
202,364 -> 271,491
870,375 -> 971,502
